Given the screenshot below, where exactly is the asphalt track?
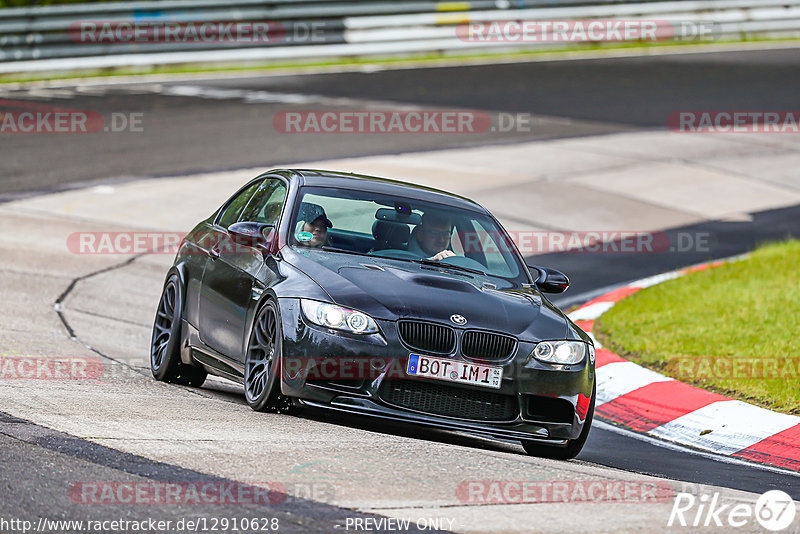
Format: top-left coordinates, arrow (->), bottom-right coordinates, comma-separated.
0,413 -> 418,534
5,46 -> 800,198
2,46 -> 800,529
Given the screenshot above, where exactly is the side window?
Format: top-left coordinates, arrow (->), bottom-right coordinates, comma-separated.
239,179 -> 288,225
466,219 -> 518,278
217,181 -> 262,229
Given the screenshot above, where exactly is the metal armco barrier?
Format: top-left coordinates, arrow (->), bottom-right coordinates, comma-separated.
1,0 -> 799,73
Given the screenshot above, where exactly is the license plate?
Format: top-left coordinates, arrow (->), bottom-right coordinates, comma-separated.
406,354 -> 503,389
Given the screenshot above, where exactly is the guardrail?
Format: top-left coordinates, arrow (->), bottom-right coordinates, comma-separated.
1,0 -> 799,73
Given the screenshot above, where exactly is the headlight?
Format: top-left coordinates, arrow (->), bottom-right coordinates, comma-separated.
300,299 -> 379,334
531,340 -> 588,365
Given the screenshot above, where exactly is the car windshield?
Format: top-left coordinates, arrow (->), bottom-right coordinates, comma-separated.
289,186 -> 529,287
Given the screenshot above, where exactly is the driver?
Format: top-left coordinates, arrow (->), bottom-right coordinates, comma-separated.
296,203 -> 333,248
407,212 -> 456,261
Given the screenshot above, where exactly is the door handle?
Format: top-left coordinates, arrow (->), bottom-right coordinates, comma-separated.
209,248 -> 220,259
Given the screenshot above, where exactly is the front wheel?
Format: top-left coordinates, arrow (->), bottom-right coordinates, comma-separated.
150,273 -> 206,387
244,300 -> 292,413
522,382 -> 595,460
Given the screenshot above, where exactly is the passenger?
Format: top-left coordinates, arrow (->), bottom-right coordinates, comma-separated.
407,212 -> 456,261
296,203 -> 333,248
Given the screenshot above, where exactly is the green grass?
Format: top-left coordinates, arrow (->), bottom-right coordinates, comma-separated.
595,240 -> 800,415
2,36 -> 799,85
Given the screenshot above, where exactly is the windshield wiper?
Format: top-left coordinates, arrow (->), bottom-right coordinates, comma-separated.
411,258 -> 486,276
319,247 -> 487,276
320,246 -> 370,257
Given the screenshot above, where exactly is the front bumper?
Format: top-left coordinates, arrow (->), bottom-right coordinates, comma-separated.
276,298 -> 595,442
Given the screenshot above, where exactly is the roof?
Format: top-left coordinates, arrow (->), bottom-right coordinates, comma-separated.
281,168 -> 487,213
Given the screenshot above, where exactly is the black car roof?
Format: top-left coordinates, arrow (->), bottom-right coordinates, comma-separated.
274,168 -> 488,214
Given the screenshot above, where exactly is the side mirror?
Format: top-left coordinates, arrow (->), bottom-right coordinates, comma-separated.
228,222 -> 275,250
527,265 -> 570,294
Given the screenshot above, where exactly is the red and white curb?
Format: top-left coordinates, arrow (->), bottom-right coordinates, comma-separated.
569,260 -> 800,472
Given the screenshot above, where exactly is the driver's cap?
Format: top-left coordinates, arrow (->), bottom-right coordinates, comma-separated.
299,202 -> 333,228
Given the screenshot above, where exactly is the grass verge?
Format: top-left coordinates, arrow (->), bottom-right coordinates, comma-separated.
595,240 -> 800,415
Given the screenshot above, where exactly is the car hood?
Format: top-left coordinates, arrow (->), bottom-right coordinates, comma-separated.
283,247 -> 569,341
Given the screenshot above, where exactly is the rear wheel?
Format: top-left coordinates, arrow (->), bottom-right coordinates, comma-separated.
150,273 -> 207,387
244,300 -> 292,413
522,382 -> 595,460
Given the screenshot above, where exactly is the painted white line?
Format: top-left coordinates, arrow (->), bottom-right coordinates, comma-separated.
592,420 -> 800,477
568,301 -> 615,321
596,361 -> 672,406
628,271 -> 683,289
160,84 -> 426,110
648,400 -> 800,456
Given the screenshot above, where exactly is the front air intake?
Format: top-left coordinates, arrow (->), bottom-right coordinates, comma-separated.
462,331 -> 517,361
380,379 -> 517,421
397,320 -> 456,354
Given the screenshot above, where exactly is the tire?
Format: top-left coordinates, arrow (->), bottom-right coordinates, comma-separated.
244,300 -> 292,413
150,273 -> 207,388
522,382 -> 595,460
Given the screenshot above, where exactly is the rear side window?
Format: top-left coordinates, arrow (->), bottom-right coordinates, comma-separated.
217,181 -> 262,229
239,179 -> 288,226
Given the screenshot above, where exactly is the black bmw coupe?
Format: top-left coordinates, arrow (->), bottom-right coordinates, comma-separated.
151,169 -> 596,459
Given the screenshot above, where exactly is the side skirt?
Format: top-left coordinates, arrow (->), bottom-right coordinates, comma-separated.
181,319 -> 244,383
